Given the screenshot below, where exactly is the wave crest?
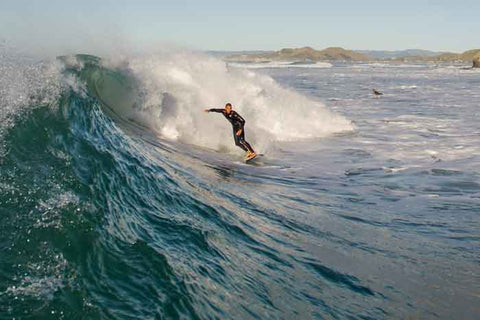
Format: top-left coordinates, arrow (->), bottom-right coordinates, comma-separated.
66,52 -> 354,153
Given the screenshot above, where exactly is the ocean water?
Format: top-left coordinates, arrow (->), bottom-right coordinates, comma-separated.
0,49 -> 479,320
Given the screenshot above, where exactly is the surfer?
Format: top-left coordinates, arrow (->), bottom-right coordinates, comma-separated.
373,88 -> 383,96
204,103 -> 257,160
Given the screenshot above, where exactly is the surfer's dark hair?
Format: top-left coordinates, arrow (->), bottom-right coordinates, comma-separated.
225,103 -> 232,107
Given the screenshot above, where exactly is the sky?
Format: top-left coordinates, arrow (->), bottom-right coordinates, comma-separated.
1,0 -> 479,55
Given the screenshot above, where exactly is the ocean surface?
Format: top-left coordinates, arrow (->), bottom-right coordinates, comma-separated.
1,50 -> 479,319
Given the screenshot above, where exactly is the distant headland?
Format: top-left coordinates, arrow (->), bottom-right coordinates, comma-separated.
227,47 -> 369,62
226,46 -> 480,67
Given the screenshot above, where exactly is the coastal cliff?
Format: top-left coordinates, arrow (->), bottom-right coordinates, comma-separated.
472,53 -> 480,68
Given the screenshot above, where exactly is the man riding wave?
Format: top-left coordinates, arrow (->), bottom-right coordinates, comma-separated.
204,103 -> 256,159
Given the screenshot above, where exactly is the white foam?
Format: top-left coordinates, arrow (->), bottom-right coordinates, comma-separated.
353,63 -> 426,69
4,252 -> 67,301
397,85 -> 418,89
116,51 -> 353,153
33,192 -> 79,229
227,61 -> 333,69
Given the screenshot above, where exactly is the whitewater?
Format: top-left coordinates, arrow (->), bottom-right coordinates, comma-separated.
0,46 -> 479,320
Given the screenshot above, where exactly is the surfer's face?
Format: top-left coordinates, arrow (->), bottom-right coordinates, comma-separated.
225,105 -> 232,113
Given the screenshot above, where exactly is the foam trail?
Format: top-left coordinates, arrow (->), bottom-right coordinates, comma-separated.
113,51 -> 353,153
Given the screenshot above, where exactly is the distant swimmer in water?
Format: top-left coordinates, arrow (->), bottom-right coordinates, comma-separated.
373,88 -> 383,96
204,103 -> 257,160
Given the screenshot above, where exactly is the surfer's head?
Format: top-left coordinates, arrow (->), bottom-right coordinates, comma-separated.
225,103 -> 232,114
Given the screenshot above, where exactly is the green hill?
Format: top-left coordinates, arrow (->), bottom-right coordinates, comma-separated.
227,46 -> 372,62
396,49 -> 480,64
226,47 -> 480,66
458,49 -> 480,61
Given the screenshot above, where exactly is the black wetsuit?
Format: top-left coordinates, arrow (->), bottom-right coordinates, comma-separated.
208,108 -> 254,153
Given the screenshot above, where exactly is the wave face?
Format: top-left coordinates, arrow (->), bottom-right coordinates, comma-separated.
0,52 -> 353,319
1,50 -> 478,320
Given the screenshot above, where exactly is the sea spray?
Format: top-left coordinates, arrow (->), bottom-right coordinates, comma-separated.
108,51 -> 354,153
0,46 -> 62,157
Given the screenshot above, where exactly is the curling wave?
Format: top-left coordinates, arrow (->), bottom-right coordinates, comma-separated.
61,52 -> 353,153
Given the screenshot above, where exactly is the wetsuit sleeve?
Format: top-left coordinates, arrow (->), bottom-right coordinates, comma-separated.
208,108 -> 224,113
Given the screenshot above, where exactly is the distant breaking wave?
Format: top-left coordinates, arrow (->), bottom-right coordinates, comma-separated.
227,61 -> 333,69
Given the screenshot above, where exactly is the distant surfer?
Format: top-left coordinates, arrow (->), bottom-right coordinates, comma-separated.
373,88 -> 383,96
204,103 -> 257,160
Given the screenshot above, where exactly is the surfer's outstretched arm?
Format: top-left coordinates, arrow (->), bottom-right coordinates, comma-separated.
204,108 -> 224,113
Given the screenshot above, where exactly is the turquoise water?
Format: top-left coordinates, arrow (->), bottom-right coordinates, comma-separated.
0,53 -> 479,319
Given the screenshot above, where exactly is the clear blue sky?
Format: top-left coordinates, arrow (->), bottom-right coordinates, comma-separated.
1,0 -> 479,54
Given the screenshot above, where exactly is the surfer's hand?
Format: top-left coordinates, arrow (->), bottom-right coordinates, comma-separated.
204,109 -> 210,113
236,129 -> 242,136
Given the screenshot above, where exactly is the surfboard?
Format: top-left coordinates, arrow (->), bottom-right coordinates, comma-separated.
245,153 -> 262,163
